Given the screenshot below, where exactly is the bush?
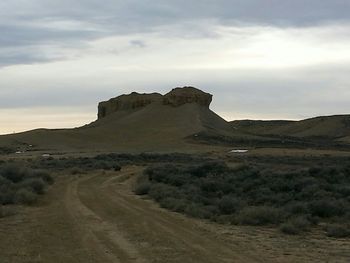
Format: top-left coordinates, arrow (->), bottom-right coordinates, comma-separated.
31,153 -> 207,172
14,189 -> 37,205
114,165 -> 122,171
184,203 -> 214,219
280,216 -> 311,235
309,199 -> 346,218
35,170 -> 54,185
134,181 -> 151,195
0,189 -> 16,205
0,163 -> 52,206
285,202 -> 308,215
189,161 -> 228,177
148,183 -> 180,202
134,174 -> 152,195
20,178 -> 46,195
135,161 -> 350,237
280,222 -> 299,235
1,164 -> 27,183
236,206 -> 284,226
218,196 -> 243,215
70,167 -> 85,175
159,197 -> 188,212
325,224 -> 350,238
0,206 -> 17,218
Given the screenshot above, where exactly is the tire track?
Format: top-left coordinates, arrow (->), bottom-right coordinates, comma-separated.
78,169 -> 261,263
65,175 -> 148,263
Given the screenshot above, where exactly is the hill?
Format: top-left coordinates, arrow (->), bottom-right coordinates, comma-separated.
230,120 -> 295,134
0,87 -> 234,153
231,115 -> 350,140
1,86 -> 350,154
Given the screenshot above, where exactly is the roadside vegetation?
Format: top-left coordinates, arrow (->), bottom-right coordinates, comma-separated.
0,147 -> 15,155
0,153 -> 207,216
135,161 -> 350,237
0,163 -> 54,216
29,153 -> 208,172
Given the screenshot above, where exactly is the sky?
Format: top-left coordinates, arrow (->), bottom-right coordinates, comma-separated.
1,0 -> 350,134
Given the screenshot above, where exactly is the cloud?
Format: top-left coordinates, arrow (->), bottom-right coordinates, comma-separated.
0,0 -> 350,67
129,40 -> 147,48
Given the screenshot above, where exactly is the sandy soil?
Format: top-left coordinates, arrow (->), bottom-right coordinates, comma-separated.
0,166 -> 349,262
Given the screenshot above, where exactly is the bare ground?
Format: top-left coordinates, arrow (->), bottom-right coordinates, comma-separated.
0,166 -> 349,262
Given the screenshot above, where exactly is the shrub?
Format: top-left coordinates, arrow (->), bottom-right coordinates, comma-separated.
134,181 -> 151,195
14,189 -> 37,205
280,222 -> 299,235
70,167 -> 84,175
309,199 -> 346,218
280,216 -> 311,235
0,206 -> 17,218
0,190 -> 16,205
114,165 -> 122,171
135,161 -> 350,237
213,214 -> 237,224
325,224 -> 350,238
159,197 -> 188,212
20,178 -> 46,195
35,170 -> 54,185
1,164 -> 27,183
184,203 -> 214,219
189,161 -> 228,177
148,184 -> 177,202
134,174 -> 152,195
236,206 -> 284,226
0,146 -> 15,155
218,196 -> 242,215
285,202 -> 308,215
0,163 -> 52,206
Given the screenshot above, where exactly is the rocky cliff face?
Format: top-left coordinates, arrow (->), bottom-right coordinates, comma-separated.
98,87 -> 213,119
98,92 -> 162,119
163,87 -> 212,107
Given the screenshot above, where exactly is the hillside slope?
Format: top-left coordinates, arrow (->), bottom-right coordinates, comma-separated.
2,86 -> 349,154
0,87 -> 232,152
230,120 -> 295,134
231,115 -> 350,142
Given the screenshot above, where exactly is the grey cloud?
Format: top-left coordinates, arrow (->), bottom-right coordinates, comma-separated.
0,52 -> 54,67
0,86 -> 106,108
0,0 -> 349,67
0,24 -> 101,48
0,20 -> 103,66
17,0 -> 348,26
203,66 -> 350,119
129,40 -> 147,48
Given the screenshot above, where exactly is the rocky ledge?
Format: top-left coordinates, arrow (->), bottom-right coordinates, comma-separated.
98,86 -> 212,119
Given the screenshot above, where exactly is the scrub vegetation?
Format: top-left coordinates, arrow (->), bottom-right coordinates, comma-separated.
135,161 -> 350,237
0,163 -> 53,210
29,153 -> 208,172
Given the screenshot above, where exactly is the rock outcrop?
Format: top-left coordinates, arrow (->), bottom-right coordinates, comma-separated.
98,92 -> 162,119
98,86 -> 212,119
163,87 -> 212,107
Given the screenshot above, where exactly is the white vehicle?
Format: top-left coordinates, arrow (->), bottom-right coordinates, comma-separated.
229,149 -> 249,153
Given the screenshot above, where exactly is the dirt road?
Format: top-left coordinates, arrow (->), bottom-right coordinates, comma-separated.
0,167 -> 349,262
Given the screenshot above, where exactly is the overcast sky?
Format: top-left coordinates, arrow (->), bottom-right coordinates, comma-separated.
1,0 -> 350,134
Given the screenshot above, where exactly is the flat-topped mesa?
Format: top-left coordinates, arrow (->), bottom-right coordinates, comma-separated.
163,87 -> 212,107
98,92 -> 162,119
98,87 -> 213,119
